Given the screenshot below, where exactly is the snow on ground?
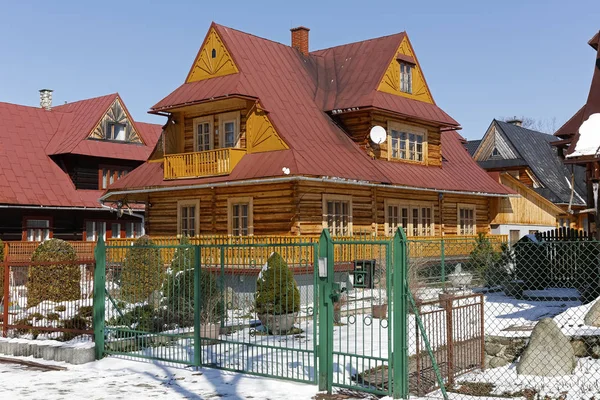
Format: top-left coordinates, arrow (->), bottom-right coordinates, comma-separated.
0,356 -> 320,400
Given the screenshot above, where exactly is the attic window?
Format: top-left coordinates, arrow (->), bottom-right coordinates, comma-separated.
211,48 -> 217,58
491,148 -> 500,157
400,62 -> 412,94
106,122 -> 126,141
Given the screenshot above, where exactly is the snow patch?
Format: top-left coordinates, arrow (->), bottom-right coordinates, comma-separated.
567,113 -> 600,158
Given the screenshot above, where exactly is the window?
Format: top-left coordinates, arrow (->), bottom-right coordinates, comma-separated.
23,218 -> 51,241
400,62 -> 412,94
125,221 -> 143,238
106,122 -> 126,141
389,122 -> 426,162
211,48 -> 217,58
509,230 -> 520,246
385,200 -> 434,236
457,204 -> 476,235
177,200 -> 200,237
491,148 -> 500,157
219,112 -> 240,148
85,221 -> 106,241
228,197 -> 254,236
322,195 -> 352,236
194,116 -> 213,152
100,167 -> 130,189
111,223 -> 121,239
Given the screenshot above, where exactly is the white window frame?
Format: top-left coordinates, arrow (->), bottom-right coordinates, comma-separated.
219,111 -> 241,148
227,197 -> 254,236
85,221 -> 106,242
25,218 -> 51,242
125,221 -> 144,238
457,204 -> 477,235
106,122 -> 126,141
387,121 -> 427,163
400,62 -> 413,94
193,116 -> 214,152
177,199 -> 200,237
384,199 -> 435,237
322,194 -> 353,236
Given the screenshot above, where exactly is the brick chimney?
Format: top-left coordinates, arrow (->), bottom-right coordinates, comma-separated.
39,89 -> 53,111
291,26 -> 310,56
506,117 -> 523,127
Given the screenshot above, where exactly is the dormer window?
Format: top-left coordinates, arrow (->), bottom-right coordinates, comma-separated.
106,122 -> 126,141
388,121 -> 426,163
400,62 -> 412,94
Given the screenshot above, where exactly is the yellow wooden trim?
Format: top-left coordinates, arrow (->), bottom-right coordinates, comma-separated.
186,27 -> 239,83
227,196 -> 254,236
322,194 -> 353,235
377,36 -> 434,104
246,107 -> 288,153
177,199 -> 200,236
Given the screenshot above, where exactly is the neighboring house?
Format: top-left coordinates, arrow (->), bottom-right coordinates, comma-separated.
554,30 -> 600,237
0,91 -> 162,241
467,119 -> 588,241
101,23 -> 512,238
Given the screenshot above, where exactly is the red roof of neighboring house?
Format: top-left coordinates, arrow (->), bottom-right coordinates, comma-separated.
108,23 -> 511,197
0,95 -> 162,208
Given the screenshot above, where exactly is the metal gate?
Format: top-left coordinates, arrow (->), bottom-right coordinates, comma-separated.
93,229 -> 442,399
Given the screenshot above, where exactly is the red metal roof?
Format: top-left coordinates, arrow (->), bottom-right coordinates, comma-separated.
110,23 -> 511,197
0,96 -> 161,208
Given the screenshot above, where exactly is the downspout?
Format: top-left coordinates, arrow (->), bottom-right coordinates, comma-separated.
100,204 -> 146,236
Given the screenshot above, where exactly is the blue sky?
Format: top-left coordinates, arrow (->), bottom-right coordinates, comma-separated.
1,0 -> 599,139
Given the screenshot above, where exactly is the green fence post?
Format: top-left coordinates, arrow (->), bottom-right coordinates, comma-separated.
318,229 -> 334,393
194,245 -> 202,368
392,228 -> 408,399
93,238 -> 106,360
441,239 -> 446,283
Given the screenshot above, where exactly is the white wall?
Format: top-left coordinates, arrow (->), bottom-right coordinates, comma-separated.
491,224 -> 556,241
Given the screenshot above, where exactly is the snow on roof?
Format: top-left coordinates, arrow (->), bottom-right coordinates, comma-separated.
567,113 -> 600,158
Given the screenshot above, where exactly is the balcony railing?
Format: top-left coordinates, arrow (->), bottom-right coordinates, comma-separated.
163,148 -> 247,180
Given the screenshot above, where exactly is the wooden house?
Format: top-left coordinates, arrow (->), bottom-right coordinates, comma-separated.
553,30 -> 600,237
0,91 -> 161,241
101,23 -> 513,238
467,119 -> 588,242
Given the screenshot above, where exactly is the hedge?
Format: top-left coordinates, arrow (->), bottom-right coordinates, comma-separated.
28,239 -> 80,308
120,236 -> 163,303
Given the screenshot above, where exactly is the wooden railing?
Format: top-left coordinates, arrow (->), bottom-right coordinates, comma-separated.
163,148 -> 247,180
4,241 -> 95,264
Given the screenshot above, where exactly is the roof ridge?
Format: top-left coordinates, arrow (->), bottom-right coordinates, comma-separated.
496,119 -> 556,139
214,23 -> 294,50
310,31 -> 406,54
51,93 -> 119,111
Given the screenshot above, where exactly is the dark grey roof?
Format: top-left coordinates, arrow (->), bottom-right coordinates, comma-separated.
495,120 -> 587,205
465,140 -> 481,156
478,158 -> 528,170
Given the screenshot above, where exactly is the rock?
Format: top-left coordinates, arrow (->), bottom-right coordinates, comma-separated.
484,354 -> 493,368
503,340 -> 526,362
591,345 -> 600,359
584,299 -> 600,327
571,340 -> 588,357
517,318 -> 576,376
490,356 -> 509,368
485,342 -> 504,357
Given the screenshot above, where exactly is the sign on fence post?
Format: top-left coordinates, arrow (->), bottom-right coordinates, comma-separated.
93,238 -> 106,360
392,228 -> 409,399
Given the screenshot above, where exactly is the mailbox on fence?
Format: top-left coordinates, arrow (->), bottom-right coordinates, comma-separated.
350,259 -> 376,288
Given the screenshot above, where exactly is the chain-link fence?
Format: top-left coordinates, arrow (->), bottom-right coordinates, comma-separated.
409,232 -> 600,399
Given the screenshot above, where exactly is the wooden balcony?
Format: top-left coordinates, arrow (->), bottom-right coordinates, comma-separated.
163,148 -> 246,180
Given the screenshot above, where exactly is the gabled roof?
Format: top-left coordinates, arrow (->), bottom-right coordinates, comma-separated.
464,140 -> 481,156
477,120 -> 586,205
555,30 -> 600,155
121,23 -> 509,197
0,96 -> 161,208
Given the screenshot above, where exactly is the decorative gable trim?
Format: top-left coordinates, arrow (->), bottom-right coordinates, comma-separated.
377,35 -> 434,104
87,98 -> 143,144
186,25 -> 239,83
473,123 -> 519,161
246,106 -> 288,153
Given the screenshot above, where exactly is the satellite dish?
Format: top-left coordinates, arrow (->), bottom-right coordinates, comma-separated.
369,125 -> 387,145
